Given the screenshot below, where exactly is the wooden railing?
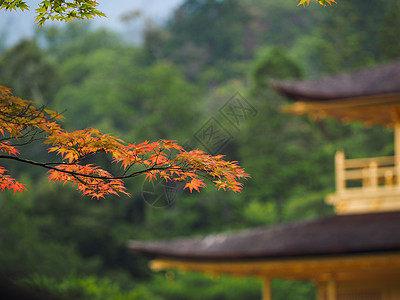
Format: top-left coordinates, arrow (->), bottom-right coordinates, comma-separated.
335,151 -> 400,194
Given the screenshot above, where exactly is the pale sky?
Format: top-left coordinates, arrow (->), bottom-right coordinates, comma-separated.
0,0 -> 184,46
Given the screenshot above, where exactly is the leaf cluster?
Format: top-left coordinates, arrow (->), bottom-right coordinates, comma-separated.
35,0 -> 106,27
0,85 -> 248,199
0,0 -> 28,11
0,85 -> 62,194
0,0 -> 106,27
298,0 -> 337,6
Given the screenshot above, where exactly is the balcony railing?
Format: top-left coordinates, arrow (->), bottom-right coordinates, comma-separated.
327,151 -> 400,214
334,151 -> 400,192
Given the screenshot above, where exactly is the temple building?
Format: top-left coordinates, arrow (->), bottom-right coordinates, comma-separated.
129,60 -> 400,300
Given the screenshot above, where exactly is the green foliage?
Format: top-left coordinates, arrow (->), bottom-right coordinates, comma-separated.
244,200 -> 277,225
292,0 -> 392,74
283,191 -> 334,222
291,35 -> 341,75
250,45 -> 304,90
37,22 -> 122,61
0,188 -> 100,278
0,39 -> 61,104
151,0 -> 252,80
239,46 -> 334,223
242,0 -> 323,49
39,24 -> 202,142
17,274 -> 159,300
146,272 -> 261,300
378,0 -> 400,61
168,0 -> 251,59
272,279 -> 316,300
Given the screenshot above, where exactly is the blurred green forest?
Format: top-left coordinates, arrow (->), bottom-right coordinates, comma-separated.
0,0 -> 399,299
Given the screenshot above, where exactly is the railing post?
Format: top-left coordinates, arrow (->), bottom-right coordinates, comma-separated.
385,170 -> 394,187
362,168 -> 370,188
335,151 -> 345,193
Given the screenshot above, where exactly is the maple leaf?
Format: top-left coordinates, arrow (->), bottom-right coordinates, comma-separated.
298,0 -> 310,6
0,142 -> 19,156
184,178 -> 206,193
11,181 -> 27,194
0,167 -> 27,194
145,171 -> 158,182
214,179 -> 228,191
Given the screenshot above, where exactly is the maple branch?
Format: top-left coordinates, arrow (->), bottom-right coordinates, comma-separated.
0,155 -> 68,172
1,85 -> 248,198
0,154 -> 182,181
0,130 -> 46,146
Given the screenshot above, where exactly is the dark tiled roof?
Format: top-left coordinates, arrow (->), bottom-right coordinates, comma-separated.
272,60 -> 400,101
129,211 -> 400,260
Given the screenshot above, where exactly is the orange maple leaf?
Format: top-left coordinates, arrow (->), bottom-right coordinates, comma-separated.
11,181 -> 27,194
184,178 -> 206,193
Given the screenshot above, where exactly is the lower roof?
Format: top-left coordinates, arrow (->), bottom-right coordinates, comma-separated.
129,211 -> 400,260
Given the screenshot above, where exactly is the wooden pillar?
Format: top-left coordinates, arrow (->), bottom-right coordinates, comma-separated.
316,282 -> 326,300
262,278 -> 272,300
327,275 -> 337,300
395,122 -> 400,186
335,151 -> 345,193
